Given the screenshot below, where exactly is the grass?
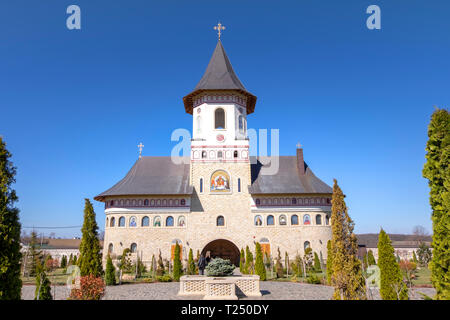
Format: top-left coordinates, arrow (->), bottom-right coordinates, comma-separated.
412,266 -> 432,287
22,268 -> 71,285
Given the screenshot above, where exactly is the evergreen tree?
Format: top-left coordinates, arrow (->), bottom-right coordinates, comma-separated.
275,248 -> 283,278
34,261 -> 52,300
105,254 -> 116,286
150,254 -> 155,274
72,255 -> 77,265
293,254 -> 303,278
417,242 -> 432,266
412,251 -> 418,264
244,246 -> 253,274
367,250 -> 376,265
284,251 -> 290,275
239,248 -> 245,273
68,253 -> 73,266
326,240 -> 333,285
423,108 -> 450,300
0,137 -> 22,300
313,252 -> 322,273
27,231 -> 42,277
254,243 -> 266,281
60,255 -> 67,269
173,242 -> 182,281
377,229 -> 408,300
78,199 -> 102,277
187,248 -> 195,275
156,251 -> 164,276
330,179 -> 366,300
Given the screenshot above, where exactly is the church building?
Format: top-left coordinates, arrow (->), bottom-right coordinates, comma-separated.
95,33 -> 333,267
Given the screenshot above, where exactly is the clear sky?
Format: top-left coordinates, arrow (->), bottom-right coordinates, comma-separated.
1,0 -> 449,238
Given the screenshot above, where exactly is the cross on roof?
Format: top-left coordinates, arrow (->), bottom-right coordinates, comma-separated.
214,22 -> 225,40
296,142 -> 302,148
137,142 -> 144,158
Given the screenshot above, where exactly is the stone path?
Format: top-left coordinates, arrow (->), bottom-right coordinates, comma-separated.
21,282 -> 436,300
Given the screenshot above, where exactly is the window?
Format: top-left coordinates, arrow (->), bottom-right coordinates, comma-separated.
144,199 -> 149,206
110,200 -> 114,207
279,215 -> 287,225
181,199 -> 186,206
291,215 -> 299,225
142,216 -> 149,227
234,150 -> 238,158
197,116 -> 202,133
316,214 -> 322,225
255,215 -> 263,226
166,216 -> 174,227
238,115 -> 244,132
110,217 -> 115,227
178,216 -> 186,227
129,216 -> 137,227
217,216 -> 225,226
267,215 -> 274,225
215,108 -> 225,129
108,243 -> 113,254
304,241 -> 311,250
217,151 -> 223,158
292,198 -> 297,205
303,214 -> 311,225
200,178 -> 203,193
154,216 -> 161,227
326,215 -> 330,225
118,216 -> 125,227
130,243 -> 137,253
238,178 -> 241,192
255,199 -> 260,205
202,151 -> 207,159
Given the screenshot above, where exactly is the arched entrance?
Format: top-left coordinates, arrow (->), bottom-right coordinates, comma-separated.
201,239 -> 240,266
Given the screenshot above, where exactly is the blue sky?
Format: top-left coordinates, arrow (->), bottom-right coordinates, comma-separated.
1,0 -> 448,237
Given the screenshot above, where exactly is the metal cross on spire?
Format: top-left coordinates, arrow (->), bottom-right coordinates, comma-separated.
296,142 -> 302,149
137,142 -> 144,158
214,22 -> 226,40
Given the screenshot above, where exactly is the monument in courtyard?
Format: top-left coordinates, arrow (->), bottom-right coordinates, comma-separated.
94,24 -> 333,268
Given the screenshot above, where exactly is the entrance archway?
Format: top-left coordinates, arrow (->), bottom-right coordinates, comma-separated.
201,239 -> 240,266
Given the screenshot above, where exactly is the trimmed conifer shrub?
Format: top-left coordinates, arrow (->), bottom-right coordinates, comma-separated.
60,255 -> 67,269
254,243 -> 266,280
244,246 -> 253,274
187,248 -> 195,275
27,231 -> 42,277
205,258 -> 234,276
172,242 -> 182,281
313,252 -> 322,273
367,250 -> 376,265
156,251 -> 164,276
34,261 -> 52,300
326,240 -> 333,285
239,248 -> 245,273
105,254 -> 116,286
423,107 -> 450,300
275,248 -> 283,278
79,199 -> 102,277
412,251 -> 418,264
378,229 -> 408,300
0,137 -> 22,300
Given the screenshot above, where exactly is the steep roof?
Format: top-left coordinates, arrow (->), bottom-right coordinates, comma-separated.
248,156 -> 332,194
94,157 -> 192,201
183,41 -> 257,115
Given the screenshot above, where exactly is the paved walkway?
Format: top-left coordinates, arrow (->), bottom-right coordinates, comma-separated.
21,282 -> 435,300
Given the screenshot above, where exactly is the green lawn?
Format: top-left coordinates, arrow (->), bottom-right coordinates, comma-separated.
22,268 -> 70,285
412,266 -> 432,287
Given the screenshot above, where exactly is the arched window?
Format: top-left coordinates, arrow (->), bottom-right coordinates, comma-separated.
118,216 -> 125,227
316,214 -> 322,225
142,216 -> 149,227
304,241 -> 311,250
106,217 -> 109,226
200,178 -> 203,193
255,199 -> 260,205
279,215 -> 287,225
215,108 -> 225,129
217,151 -> 223,158
238,115 -> 244,132
234,150 -> 238,158
181,199 -> 186,206
108,243 -> 113,254
197,116 -> 202,133
217,215 -> 225,226
110,200 -> 114,207
292,198 -> 297,205
202,151 -> 207,159
129,216 -> 137,227
267,215 -> 274,225
154,216 -> 161,227
326,215 -> 330,225
291,215 -> 299,225
178,216 -> 185,227
110,217 -> 115,227
144,199 -> 149,206
303,214 -> 311,225
166,216 -> 174,227
238,178 -> 241,192
130,243 -> 137,253
255,215 -> 263,226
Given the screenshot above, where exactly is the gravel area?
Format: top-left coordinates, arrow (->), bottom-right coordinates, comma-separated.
21,282 -> 436,300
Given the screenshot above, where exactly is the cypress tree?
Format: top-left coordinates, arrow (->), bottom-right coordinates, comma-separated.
244,246 -> 253,274
34,261 -> 52,300
0,137 -> 22,300
367,250 -> 376,265
423,108 -> 450,300
72,255 -> 77,265
239,248 -> 245,273
330,179 -> 366,300
79,199 -> 103,277
173,242 -> 182,281
313,252 -> 321,273
68,253 -> 73,266
105,254 -> 116,285
60,255 -> 67,269
326,240 -> 333,285
275,248 -> 283,278
187,248 -> 195,275
254,243 -> 266,281
150,254 -> 155,274
378,229 -> 408,300
156,251 -> 164,276
285,251 -> 290,275
412,251 -> 418,264
27,231 -> 41,277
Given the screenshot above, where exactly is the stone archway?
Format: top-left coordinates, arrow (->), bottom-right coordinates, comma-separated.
201,239 -> 240,266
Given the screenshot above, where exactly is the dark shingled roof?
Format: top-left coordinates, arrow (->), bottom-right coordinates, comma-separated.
248,156 -> 332,194
183,41 -> 257,115
94,157 -> 192,201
